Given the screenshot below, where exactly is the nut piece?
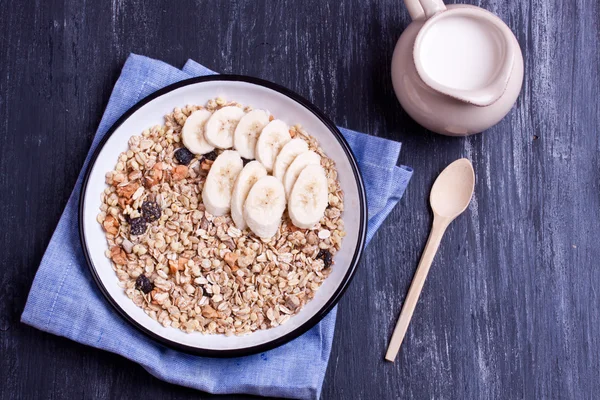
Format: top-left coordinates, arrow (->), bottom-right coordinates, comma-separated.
172,165 -> 188,181
102,215 -> 119,235
118,197 -> 128,209
145,162 -> 163,187
224,252 -> 238,268
202,305 -> 219,319
110,246 -> 128,265
116,182 -> 140,199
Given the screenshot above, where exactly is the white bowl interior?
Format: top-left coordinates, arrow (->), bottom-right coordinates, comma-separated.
82,79 -> 363,351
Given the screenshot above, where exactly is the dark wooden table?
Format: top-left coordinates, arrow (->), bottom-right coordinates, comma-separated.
1,0 -> 598,398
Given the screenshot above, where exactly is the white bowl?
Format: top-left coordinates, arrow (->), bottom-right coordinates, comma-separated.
80,75 -> 367,356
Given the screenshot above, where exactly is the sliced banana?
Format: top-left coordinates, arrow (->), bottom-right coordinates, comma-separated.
282,150 -> 321,196
244,176 -> 286,239
181,109 -> 215,155
272,138 -> 309,181
202,150 -> 243,216
288,164 -> 329,229
255,119 -> 291,172
233,109 -> 270,159
204,106 -> 245,149
230,161 -> 268,230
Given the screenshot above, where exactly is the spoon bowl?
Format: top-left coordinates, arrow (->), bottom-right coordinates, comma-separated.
430,158 -> 475,220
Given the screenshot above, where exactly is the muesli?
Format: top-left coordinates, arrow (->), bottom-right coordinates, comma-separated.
98,98 -> 345,336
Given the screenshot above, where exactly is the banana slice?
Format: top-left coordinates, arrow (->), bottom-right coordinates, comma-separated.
288,164 -> 329,229
202,150 -> 244,216
282,150 -> 321,196
244,176 -> 286,239
230,161 -> 268,230
204,106 -> 246,149
233,109 -> 270,159
181,109 -> 215,155
272,138 -> 309,181
255,119 -> 291,172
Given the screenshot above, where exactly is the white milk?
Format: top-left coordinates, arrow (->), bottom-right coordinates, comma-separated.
418,16 -> 504,90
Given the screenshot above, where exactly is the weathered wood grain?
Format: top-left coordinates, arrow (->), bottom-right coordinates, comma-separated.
0,0 -> 598,399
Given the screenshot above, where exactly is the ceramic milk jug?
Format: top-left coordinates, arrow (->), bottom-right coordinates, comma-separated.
391,0 -> 524,136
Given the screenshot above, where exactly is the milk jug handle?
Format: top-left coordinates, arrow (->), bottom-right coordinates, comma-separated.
404,0 -> 446,20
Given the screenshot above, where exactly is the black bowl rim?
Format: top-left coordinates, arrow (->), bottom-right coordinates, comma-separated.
79,74 -> 368,357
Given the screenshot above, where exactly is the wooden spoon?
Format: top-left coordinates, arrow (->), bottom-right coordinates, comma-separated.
385,158 -> 475,362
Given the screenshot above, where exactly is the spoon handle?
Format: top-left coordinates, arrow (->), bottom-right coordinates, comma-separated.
385,216 -> 448,362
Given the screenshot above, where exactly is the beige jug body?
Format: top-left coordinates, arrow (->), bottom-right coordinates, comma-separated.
391,4 -> 524,136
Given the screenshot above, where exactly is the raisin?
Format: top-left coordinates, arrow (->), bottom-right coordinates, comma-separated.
317,249 -> 333,268
141,201 -> 161,222
242,157 -> 252,166
174,147 -> 194,165
203,150 -> 218,161
129,217 -> 148,236
135,275 -> 154,294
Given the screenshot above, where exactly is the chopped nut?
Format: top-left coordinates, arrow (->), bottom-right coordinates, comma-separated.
224,252 -> 238,268
102,215 -> 119,235
117,197 -> 128,209
116,182 -> 140,200
202,305 -> 219,319
110,246 -> 128,265
145,162 -> 164,187
172,165 -> 188,181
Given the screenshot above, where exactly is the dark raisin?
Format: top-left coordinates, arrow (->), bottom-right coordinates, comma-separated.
317,249 -> 333,268
242,157 -> 252,166
203,150 -> 218,161
174,147 -> 195,165
141,201 -> 162,222
135,275 -> 154,294
129,217 -> 148,235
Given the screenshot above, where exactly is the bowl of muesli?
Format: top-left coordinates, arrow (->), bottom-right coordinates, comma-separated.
80,75 -> 367,356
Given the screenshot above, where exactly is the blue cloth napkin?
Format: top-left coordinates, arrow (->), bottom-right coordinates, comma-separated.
21,54 -> 413,400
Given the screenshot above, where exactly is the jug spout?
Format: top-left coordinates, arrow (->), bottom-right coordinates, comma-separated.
412,7 -> 518,107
